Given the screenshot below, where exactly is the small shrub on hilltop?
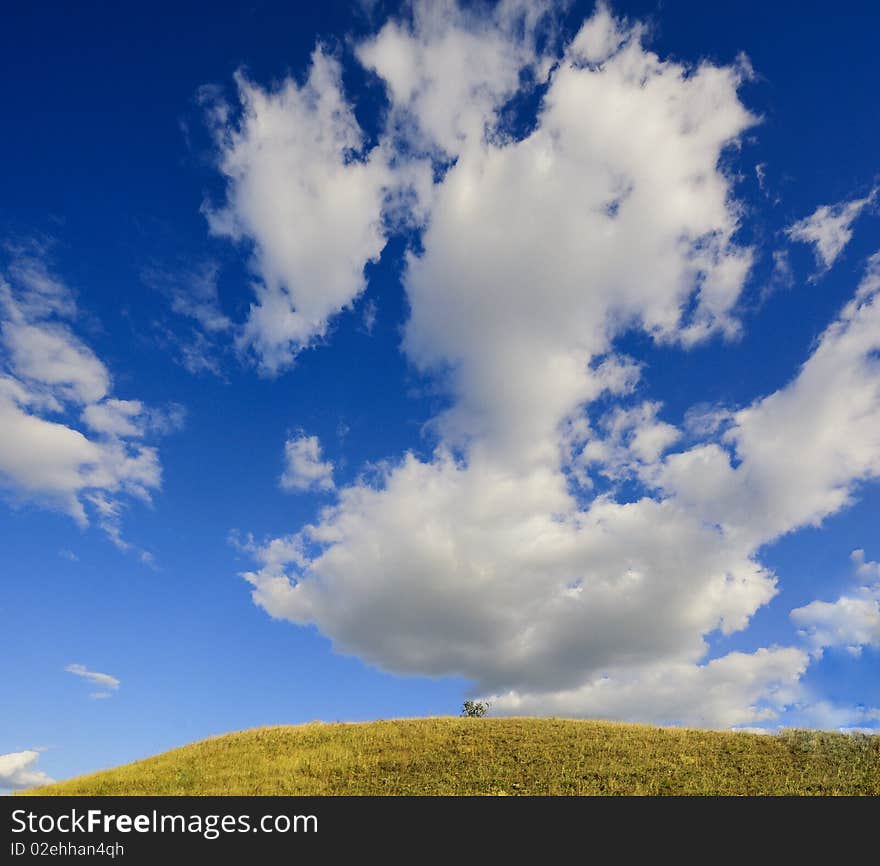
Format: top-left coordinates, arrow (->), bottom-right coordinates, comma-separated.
461,700 -> 489,718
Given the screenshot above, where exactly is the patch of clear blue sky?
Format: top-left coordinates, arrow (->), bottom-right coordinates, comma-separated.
1,0 -> 878,780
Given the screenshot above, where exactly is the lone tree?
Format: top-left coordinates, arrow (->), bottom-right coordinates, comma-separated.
461,700 -> 489,718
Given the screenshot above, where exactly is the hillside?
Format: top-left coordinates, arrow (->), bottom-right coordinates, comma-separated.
22,718 -> 880,796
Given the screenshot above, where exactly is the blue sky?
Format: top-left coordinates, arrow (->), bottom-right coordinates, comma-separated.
1,0 -> 879,789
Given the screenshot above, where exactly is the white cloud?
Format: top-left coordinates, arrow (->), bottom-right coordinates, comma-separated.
786,189 -> 876,271
574,401 -> 680,484
396,6 -> 754,467
4,249 -> 76,317
851,548 -> 880,582
237,5 -> 880,729
82,399 -> 186,439
65,663 -> 121,692
788,701 -> 880,732
0,390 -> 161,527
0,750 -> 54,790
280,434 -> 335,493
791,590 -> 880,656
204,49 -> 390,373
569,1 -> 638,65
246,454 -> 778,698
356,0 -> 548,159
82,399 -> 146,438
0,250 -> 168,545
2,322 -> 110,404
487,648 -> 809,729
790,548 -> 880,656
657,252 -> 880,547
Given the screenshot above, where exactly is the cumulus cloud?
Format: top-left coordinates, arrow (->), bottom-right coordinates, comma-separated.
786,189 -> 876,272
65,663 -> 121,693
396,5 -> 754,467
0,750 -> 54,790
487,648 -> 809,728
280,434 -> 335,492
792,590 -> 880,657
0,248 -> 172,548
657,252 -> 880,547
791,548 -> 880,657
247,453 -> 778,700
851,548 -> 880,582
355,0 -> 549,159
573,401 -> 680,485
236,4 -> 880,728
204,49 -> 390,373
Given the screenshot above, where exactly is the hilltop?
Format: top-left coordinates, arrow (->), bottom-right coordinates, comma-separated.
22,717 -> 880,796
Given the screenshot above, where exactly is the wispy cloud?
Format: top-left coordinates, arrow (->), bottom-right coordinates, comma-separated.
65,663 -> 121,693
143,261 -> 232,377
0,244 -> 167,552
786,188 -> 876,273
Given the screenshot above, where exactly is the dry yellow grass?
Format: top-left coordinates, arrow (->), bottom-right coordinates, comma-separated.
21,717 -> 880,796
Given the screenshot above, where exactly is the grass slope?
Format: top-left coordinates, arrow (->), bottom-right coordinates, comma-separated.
23,718 -> 880,796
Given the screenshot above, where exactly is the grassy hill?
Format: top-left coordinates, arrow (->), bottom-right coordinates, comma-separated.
22,718 -> 880,796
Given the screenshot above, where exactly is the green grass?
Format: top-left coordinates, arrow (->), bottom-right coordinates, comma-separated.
21,718 -> 880,796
